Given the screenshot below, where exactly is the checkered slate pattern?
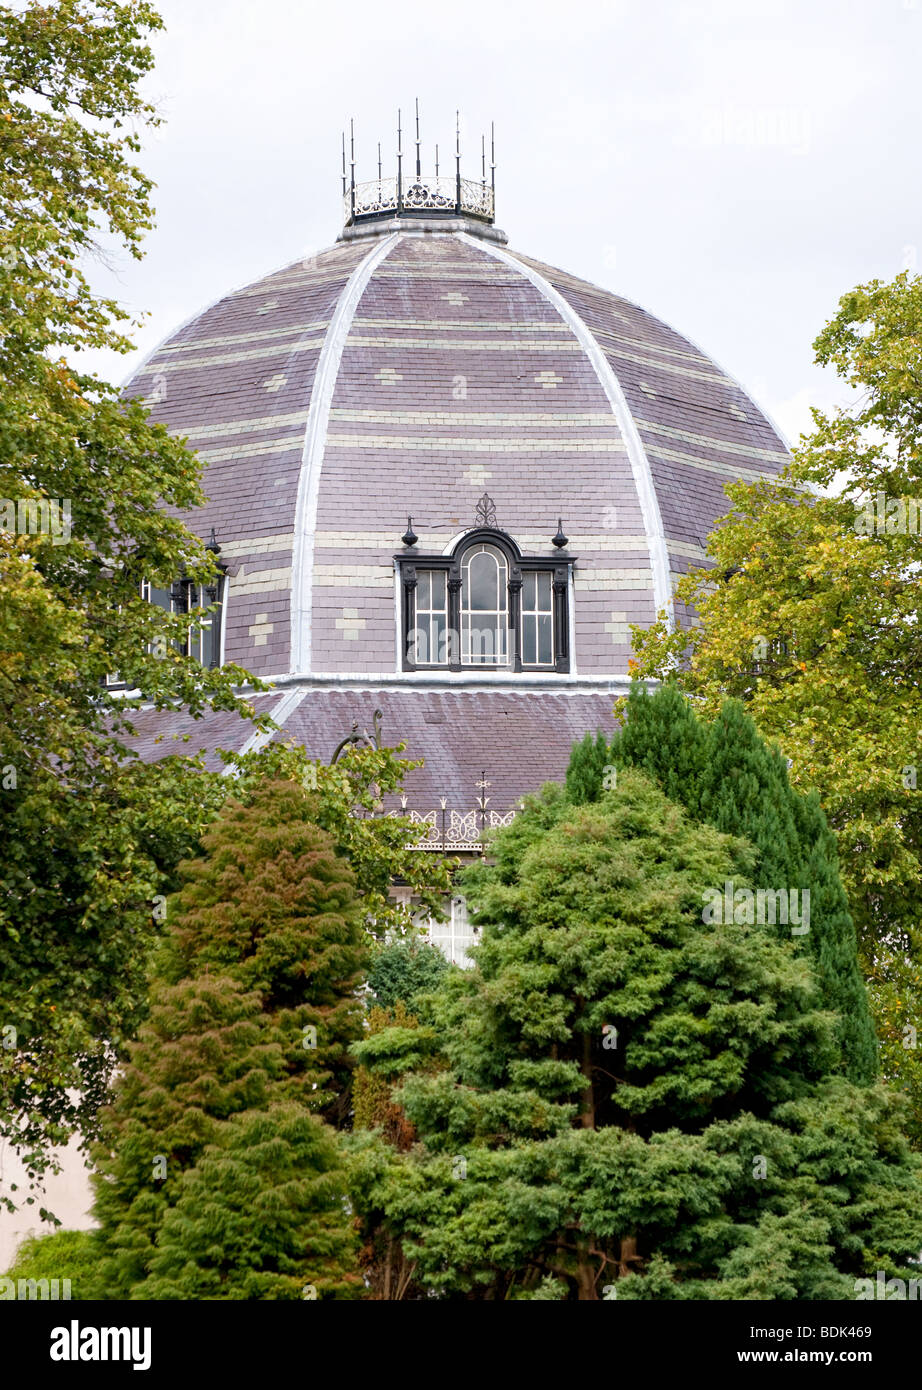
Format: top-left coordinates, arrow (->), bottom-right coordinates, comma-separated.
122,220 -> 787,808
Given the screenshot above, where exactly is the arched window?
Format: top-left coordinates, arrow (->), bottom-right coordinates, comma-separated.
460,543 -> 509,666
397,527 -> 572,674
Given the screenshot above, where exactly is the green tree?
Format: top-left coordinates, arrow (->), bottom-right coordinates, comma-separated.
90,973 -> 292,1298
90,780 -> 369,1297
630,269 -> 922,1134
157,779 -> 369,1113
367,937 -> 450,1013
144,1105 -> 361,1301
569,685 -> 877,1083
612,681 -> 707,809
2,1227 -> 100,1300
348,772 -> 922,1299
0,0 -> 269,1195
564,729 -> 610,804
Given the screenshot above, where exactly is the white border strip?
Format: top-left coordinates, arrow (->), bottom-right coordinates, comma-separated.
226,686 -> 309,774
290,232 -> 401,672
460,234 -> 674,628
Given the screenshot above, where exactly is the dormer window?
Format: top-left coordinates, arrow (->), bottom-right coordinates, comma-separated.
105,566 -> 225,690
138,577 -> 223,668
397,526 -> 572,673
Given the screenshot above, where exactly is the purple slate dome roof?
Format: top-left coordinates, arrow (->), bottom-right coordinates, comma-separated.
123,121 -> 789,823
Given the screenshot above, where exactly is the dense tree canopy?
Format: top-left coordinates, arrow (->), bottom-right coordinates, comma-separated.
367,937 -> 450,1013
348,771 -> 922,1299
630,270 -> 922,1137
144,1103 -> 361,1301
605,685 -> 877,1083
90,779 -> 369,1298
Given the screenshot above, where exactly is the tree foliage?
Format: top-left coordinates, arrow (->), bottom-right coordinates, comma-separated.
2,1227 -> 100,1299
564,729 -> 610,804
0,0 -> 270,1195
367,937 -> 450,1014
144,1104 -> 361,1301
348,772 -> 922,1299
568,685 -> 877,1083
630,270 -> 922,1135
90,780 -> 368,1298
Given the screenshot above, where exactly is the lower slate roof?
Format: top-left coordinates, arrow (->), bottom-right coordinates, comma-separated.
123,686 -> 617,811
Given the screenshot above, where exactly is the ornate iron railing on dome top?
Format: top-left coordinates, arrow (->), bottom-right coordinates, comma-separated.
345,174 -> 494,225
342,104 -> 496,227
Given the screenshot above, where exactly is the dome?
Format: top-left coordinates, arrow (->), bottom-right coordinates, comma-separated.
124,160 -> 788,830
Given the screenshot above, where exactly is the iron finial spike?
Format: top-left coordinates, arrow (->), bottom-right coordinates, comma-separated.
341,130 -> 346,196
415,96 -> 421,178
397,108 -> 402,213
455,108 -> 462,215
435,142 -> 439,177
491,121 -> 496,195
377,141 -> 382,181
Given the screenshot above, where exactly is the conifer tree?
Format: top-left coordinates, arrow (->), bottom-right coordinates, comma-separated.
605,687 -> 877,1082
610,682 -> 707,809
91,974 -> 289,1298
793,790 -> 879,1084
144,1105 -> 361,1301
91,779 -> 368,1297
158,779 -> 369,1114
348,772 -> 922,1300
367,938 -> 449,1013
564,730 -> 610,803
696,699 -> 802,889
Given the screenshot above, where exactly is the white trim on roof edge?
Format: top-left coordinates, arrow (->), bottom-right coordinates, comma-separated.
290,232 -> 401,673
226,686 -> 309,775
460,233 -> 674,630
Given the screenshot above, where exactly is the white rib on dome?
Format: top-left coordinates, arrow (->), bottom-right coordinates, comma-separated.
289,231 -> 401,673
461,232 -> 674,630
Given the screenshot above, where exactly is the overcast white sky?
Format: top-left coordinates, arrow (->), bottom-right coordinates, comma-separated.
84,0 -> 921,445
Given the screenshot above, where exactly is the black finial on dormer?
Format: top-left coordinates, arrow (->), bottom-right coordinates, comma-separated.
552,519 -> 569,549
402,516 -> 418,548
